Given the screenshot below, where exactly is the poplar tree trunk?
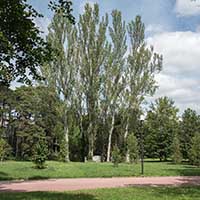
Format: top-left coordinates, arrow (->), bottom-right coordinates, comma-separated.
88,120 -> 94,160
124,120 -> 130,163
106,114 -> 115,162
64,126 -> 69,162
64,111 -> 70,162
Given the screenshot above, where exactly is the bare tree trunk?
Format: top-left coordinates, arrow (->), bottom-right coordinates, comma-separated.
80,113 -> 85,162
124,119 -> 130,163
88,120 -> 94,160
64,125 -> 70,162
64,110 -> 70,162
106,114 -> 115,162
15,137 -> 19,158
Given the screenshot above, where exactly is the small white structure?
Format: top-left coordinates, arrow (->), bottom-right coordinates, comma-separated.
92,155 -> 101,162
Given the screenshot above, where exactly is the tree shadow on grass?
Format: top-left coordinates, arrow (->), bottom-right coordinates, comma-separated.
0,171 -> 13,181
167,165 -> 200,176
151,186 -> 200,199
0,192 -> 97,200
28,176 -> 50,180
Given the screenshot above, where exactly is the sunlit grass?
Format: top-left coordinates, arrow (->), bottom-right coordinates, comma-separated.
0,160 -> 200,180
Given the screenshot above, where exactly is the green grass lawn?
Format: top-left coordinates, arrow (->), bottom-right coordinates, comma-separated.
0,160 -> 200,180
1,187 -> 200,200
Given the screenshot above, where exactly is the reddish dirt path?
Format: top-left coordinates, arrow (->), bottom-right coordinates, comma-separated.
0,176 -> 200,192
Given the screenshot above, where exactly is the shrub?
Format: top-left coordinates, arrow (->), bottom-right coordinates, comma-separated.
189,133 -> 200,167
58,139 -> 69,162
127,133 -> 139,164
112,146 -> 121,167
32,138 -> 48,169
0,138 -> 11,162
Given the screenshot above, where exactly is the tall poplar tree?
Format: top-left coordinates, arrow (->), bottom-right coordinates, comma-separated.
78,3 -> 108,159
44,12 -> 78,161
123,16 -> 162,162
102,10 -> 127,162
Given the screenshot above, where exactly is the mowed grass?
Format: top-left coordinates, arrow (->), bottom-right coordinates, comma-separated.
0,160 -> 200,180
1,187 -> 200,200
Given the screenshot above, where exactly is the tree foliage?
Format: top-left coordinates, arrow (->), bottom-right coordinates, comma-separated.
112,145 -> 121,166
189,133 -> 200,167
0,138 -> 11,162
145,97 -> 179,161
0,0 -> 74,86
179,108 -> 200,159
32,137 -> 48,169
127,133 -> 139,163
171,135 -> 182,164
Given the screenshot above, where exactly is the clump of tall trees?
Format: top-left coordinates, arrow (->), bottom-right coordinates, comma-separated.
43,3 -> 162,162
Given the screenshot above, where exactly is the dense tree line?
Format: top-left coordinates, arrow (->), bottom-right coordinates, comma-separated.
0,3 -> 199,166
1,85 -> 200,165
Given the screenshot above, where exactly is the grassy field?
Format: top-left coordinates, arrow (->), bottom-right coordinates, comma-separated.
0,160 -> 200,180
1,187 -> 200,200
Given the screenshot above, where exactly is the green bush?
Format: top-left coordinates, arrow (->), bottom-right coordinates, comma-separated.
112,146 -> 121,167
0,138 -> 11,162
58,139 -> 69,162
127,134 -> 139,164
32,138 -> 48,169
189,133 -> 200,167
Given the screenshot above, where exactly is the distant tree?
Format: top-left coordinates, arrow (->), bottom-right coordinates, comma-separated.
127,133 -> 139,163
189,133 -> 200,167
0,85 -> 14,140
180,108 -> 200,159
171,135 -> 182,164
11,86 -> 63,160
145,97 -> 179,161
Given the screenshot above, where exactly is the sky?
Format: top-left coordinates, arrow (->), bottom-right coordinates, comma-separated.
29,0 -> 200,114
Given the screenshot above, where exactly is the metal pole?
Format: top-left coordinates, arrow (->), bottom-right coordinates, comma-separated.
140,120 -> 144,175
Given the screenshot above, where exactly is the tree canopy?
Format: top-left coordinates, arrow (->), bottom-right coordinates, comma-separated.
0,0 -> 74,86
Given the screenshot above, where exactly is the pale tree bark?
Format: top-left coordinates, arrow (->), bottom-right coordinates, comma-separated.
88,120 -> 94,160
106,113 -> 115,162
64,111 -> 69,162
124,118 -> 130,162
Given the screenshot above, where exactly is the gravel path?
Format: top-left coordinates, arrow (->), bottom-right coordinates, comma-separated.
0,176 -> 200,192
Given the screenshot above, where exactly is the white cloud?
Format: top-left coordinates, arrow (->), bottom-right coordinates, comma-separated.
175,0 -> 200,16
146,24 -> 166,35
147,31 -> 200,76
147,31 -> 200,113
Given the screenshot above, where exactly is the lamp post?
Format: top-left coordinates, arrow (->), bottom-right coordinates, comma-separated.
140,120 -> 144,175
